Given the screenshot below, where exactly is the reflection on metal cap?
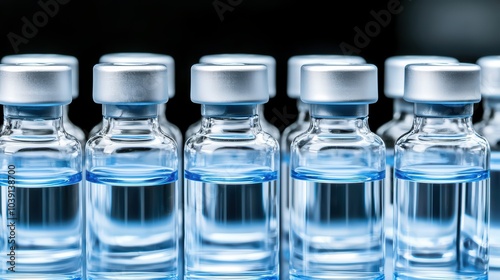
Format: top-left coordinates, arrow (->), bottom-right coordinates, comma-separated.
0,63 -> 72,106
1,53 -> 79,99
200,53 -> 276,98
287,55 -> 366,98
384,55 -> 458,98
300,64 -> 378,104
477,56 -> 500,98
93,63 -> 169,104
191,63 -> 268,105
99,52 -> 175,98
404,63 -> 481,103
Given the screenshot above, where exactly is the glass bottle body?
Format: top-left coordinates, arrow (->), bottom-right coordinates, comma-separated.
184,105 -> 280,280
394,104 -> 490,280
280,100 -> 310,280
0,106 -> 83,279
376,98 -> 413,277
85,105 -> 180,280
474,98 -> 500,269
289,105 -> 385,280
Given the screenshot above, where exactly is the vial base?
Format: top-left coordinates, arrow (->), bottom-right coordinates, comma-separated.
0,171 -> 82,279
289,174 -> 384,280
184,171 -> 278,280
86,168 -> 179,279
394,170 -> 489,280
489,157 -> 500,268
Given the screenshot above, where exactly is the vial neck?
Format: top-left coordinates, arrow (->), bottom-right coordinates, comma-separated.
413,103 -> 475,134
101,105 -> 160,135
3,105 -> 63,133
296,99 -> 311,124
310,104 -> 368,119
311,114 -> 370,133
414,103 -> 473,118
102,104 -> 159,118
200,104 -> 262,132
481,98 -> 500,123
157,103 -> 168,123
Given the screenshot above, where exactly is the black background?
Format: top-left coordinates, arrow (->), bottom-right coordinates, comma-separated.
1,0 -> 499,138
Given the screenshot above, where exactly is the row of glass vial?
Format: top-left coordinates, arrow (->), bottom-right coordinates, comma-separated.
0,53 -> 498,276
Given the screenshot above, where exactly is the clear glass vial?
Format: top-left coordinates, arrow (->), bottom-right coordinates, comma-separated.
0,64 -> 83,279
89,52 -> 182,147
289,63 -> 385,280
474,55 -> 500,269
281,54 -> 366,280
376,56 -> 458,278
86,63 -> 179,280
184,63 -> 280,279
394,63 -> 489,280
186,53 -> 280,140
91,52 -> 184,279
1,54 -> 87,147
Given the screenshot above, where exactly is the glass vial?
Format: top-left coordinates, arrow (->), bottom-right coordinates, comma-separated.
185,53 -> 280,140
281,54 -> 366,280
86,63 -> 179,279
89,52 -> 182,147
1,54 -> 87,147
185,64 -> 279,279
91,52 -> 184,279
475,55 -> 500,269
0,64 -> 83,279
289,64 -> 385,279
394,63 -> 489,280
377,55 -> 458,277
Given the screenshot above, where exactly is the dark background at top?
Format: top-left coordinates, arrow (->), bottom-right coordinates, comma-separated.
1,0 -> 499,138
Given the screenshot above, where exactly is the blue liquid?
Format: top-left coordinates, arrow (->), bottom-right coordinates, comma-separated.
0,168 -> 82,280
490,152 -> 500,268
384,151 -> 395,280
86,166 -> 179,280
184,168 -> 279,280
280,154 -> 291,280
290,168 -> 384,280
394,167 -> 489,280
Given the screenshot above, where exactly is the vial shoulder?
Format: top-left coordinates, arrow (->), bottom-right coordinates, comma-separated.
377,119 -> 413,143
160,119 -> 183,145
281,121 -> 309,147
85,131 -> 178,154
475,123 -> 500,151
185,130 -> 279,155
0,130 -> 82,151
291,130 -> 385,161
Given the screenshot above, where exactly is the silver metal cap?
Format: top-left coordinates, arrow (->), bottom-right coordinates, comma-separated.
477,56 -> 500,98
0,63 -> 72,106
199,53 -> 276,98
1,53 -> 79,99
191,63 -> 268,105
93,63 -> 169,104
287,55 -> 366,98
384,55 -> 458,98
404,63 -> 481,103
300,64 -> 378,104
99,52 -> 175,98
